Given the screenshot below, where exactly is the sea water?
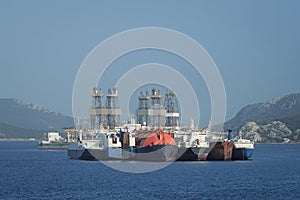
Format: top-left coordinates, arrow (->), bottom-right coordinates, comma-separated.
0,141 -> 300,199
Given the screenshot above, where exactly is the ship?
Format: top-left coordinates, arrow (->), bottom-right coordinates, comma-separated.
67,129 -> 136,161
67,128 -> 178,162
175,129 -> 210,161
232,138 -> 254,160
134,129 -> 178,162
67,87 -> 254,162
71,87 -> 178,162
89,130 -> 136,161
206,141 -> 234,161
67,127 -> 254,162
206,130 -> 234,161
67,129 -> 102,160
67,138 -> 107,161
38,131 -> 70,150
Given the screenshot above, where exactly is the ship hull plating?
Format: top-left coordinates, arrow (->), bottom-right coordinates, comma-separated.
68,148 -> 122,161
206,141 -> 234,161
87,148 -> 133,161
67,149 -> 97,161
38,142 -> 70,150
68,145 -> 178,162
232,148 -> 254,160
176,147 -> 209,161
135,145 -> 178,162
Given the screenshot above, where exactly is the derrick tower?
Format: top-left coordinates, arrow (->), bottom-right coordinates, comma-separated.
106,88 -> 121,128
89,87 -> 121,129
136,91 -> 150,126
149,88 -> 166,128
90,87 -> 106,129
164,90 -> 180,127
136,88 -> 166,128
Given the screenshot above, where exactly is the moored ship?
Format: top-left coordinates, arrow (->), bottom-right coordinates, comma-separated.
38,131 -> 70,150
66,86 -> 254,162
232,138 -> 254,160
66,127 -> 254,162
67,139 -> 106,161
206,141 -> 234,161
67,129 -> 136,161
67,128 -> 178,162
175,130 -> 210,161
206,130 -> 234,161
134,129 -> 178,162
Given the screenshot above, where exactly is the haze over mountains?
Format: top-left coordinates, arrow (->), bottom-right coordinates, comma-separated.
1,93 -> 300,142
0,98 -> 74,139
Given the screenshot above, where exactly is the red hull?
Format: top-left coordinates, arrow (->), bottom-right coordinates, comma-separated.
207,141 -> 234,161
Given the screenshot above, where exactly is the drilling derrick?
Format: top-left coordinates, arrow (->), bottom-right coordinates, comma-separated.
89,87 -> 121,129
90,87 -> 106,129
164,90 -> 180,127
106,88 -> 121,128
136,91 -> 151,126
148,88 -> 166,128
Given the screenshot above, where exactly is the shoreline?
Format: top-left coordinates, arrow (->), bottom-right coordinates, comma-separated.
0,138 -> 37,141
256,142 -> 300,145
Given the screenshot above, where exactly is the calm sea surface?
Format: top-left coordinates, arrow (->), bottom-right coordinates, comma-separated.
0,141 -> 300,200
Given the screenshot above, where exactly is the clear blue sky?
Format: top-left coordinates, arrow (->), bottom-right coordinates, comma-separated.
1,0 -> 299,126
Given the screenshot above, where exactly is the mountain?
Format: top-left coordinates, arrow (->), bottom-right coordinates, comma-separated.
225,93 -> 300,143
0,98 -> 74,139
0,122 -> 43,139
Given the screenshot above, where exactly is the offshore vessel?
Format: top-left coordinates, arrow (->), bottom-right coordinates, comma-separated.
67,129 -> 136,161
206,130 -> 234,161
67,87 -> 254,162
134,129 -> 178,162
67,128 -> 178,162
38,131 -> 70,150
206,141 -> 234,161
66,127 -> 255,162
175,129 -> 210,161
232,138 -> 254,160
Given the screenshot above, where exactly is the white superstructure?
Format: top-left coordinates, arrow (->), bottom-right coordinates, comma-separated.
234,139 -> 254,149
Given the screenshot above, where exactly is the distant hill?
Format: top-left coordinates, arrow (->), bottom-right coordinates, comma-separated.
225,93 -> 300,143
0,98 -> 74,139
0,122 -> 43,139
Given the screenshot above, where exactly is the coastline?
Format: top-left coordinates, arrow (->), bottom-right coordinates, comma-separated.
0,138 -> 37,141
255,142 -> 300,145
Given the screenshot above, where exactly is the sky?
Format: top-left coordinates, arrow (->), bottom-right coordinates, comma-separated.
1,0 -> 300,127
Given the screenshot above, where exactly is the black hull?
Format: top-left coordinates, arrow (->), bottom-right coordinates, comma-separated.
176,147 -> 197,161
68,148 -> 126,161
68,145 -> 178,162
232,148 -> 254,160
176,147 -> 210,161
134,145 -> 178,162
67,149 -> 97,161
88,148 -> 132,161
